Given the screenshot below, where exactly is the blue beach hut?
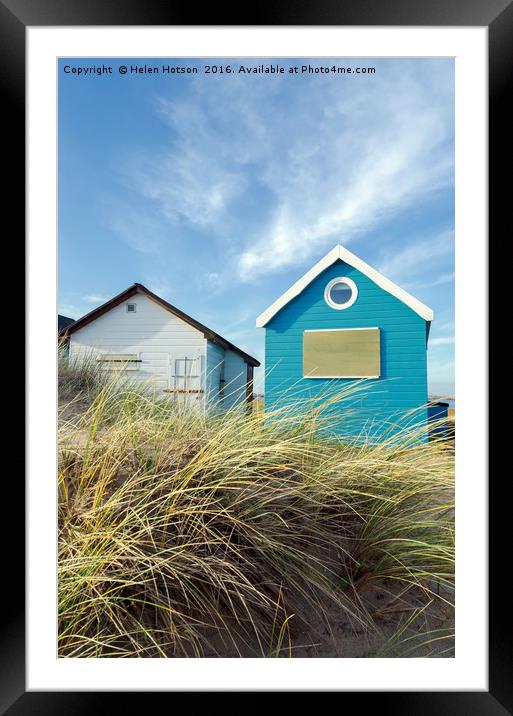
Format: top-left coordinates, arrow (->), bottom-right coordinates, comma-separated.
256,245 -> 434,441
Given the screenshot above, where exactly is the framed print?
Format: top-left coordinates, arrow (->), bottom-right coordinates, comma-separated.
5,0 -> 507,708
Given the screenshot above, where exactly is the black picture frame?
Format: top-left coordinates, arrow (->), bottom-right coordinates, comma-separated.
7,0 -> 505,709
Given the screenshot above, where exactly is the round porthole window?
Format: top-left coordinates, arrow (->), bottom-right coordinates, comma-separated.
324,277 -> 358,310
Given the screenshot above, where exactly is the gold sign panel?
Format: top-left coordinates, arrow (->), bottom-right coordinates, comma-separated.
303,328 -> 381,378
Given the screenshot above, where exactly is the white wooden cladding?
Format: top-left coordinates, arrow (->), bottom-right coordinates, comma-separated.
69,293 -> 206,392
97,353 -> 140,371
69,293 -> 250,411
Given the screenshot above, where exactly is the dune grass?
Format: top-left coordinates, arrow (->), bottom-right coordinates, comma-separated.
58,357 -> 454,658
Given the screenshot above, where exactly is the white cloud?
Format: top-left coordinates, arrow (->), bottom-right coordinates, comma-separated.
108,204 -> 171,255
233,64 -> 454,279
412,272 -> 455,290
238,153 -> 452,281
204,272 -> 223,290
120,60 -> 454,281
141,276 -> 173,300
428,357 -> 454,389
126,86 -> 254,229
378,230 -> 454,284
83,294 -> 108,304
429,336 -> 455,346
58,303 -> 83,320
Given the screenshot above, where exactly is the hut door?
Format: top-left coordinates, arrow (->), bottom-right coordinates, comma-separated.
169,355 -> 203,409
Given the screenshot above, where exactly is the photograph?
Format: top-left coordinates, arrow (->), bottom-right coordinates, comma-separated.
57,56 -> 456,659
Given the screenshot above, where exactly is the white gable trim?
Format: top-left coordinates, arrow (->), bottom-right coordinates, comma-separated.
255,245 -> 434,327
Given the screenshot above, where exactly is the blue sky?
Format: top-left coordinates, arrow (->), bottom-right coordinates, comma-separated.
58,58 -> 454,395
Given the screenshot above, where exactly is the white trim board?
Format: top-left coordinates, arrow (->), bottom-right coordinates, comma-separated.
255,244 -> 434,327
304,327 -> 380,332
304,375 -> 380,379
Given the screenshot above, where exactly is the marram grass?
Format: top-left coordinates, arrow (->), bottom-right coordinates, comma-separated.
58,357 -> 454,657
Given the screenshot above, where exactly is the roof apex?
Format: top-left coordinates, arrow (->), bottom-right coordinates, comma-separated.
256,243 -> 434,327
61,283 -> 260,367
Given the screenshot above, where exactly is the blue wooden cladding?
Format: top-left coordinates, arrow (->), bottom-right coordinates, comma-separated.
258,247 -> 433,442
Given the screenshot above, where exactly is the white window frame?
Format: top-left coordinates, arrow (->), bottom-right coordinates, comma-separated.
126,302 -> 137,313
324,276 -> 358,310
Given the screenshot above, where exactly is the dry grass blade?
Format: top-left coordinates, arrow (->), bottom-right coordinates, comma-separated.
58,359 -> 454,657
